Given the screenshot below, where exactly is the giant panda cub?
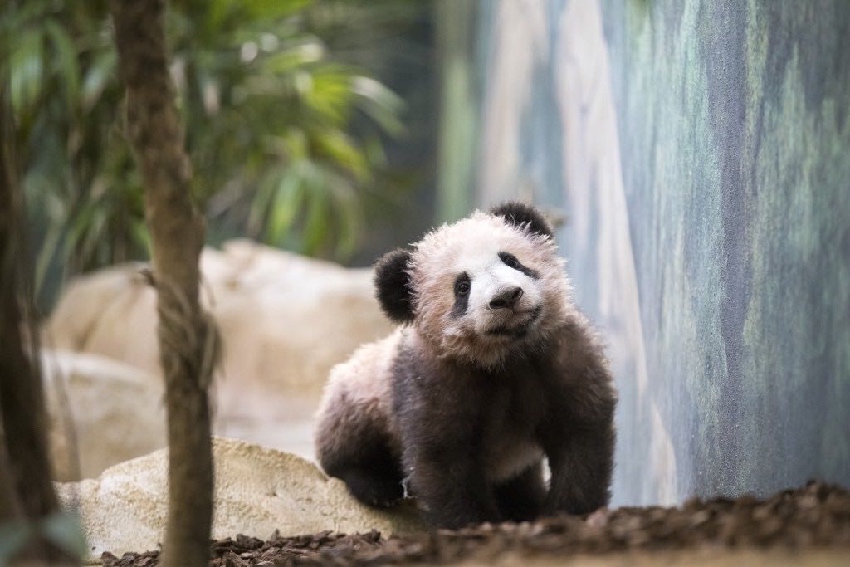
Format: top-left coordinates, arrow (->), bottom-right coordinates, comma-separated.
315,202 -> 616,529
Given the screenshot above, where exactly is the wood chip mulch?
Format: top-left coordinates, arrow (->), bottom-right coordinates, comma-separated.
100,480 -> 850,566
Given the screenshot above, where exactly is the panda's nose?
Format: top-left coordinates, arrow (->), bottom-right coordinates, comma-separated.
489,286 -> 523,309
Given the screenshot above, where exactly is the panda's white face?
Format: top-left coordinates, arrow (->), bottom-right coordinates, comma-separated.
448,245 -> 544,341
409,212 -> 571,367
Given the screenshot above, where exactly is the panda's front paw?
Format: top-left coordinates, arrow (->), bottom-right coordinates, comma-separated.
339,470 -> 405,509
359,480 -> 405,508
422,496 -> 504,530
371,495 -> 404,508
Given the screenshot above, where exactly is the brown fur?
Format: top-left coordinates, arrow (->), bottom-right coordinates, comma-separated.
315,204 -> 616,529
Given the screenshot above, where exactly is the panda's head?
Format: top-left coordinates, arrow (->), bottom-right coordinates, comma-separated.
374,202 -> 572,367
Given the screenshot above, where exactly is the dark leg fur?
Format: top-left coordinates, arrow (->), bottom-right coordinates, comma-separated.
317,409 -> 404,508
538,323 -> 617,517
544,425 -> 615,516
395,361 -> 504,528
403,446 -> 502,528
494,463 -> 547,522
331,465 -> 404,508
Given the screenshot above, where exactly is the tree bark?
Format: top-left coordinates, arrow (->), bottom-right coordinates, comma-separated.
109,1 -> 216,565
0,85 -> 66,563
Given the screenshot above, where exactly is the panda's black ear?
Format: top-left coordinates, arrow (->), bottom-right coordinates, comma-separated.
490,201 -> 554,238
374,248 -> 415,323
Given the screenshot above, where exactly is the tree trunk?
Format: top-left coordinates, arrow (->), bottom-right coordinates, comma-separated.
109,1 -> 216,565
0,85 -> 67,564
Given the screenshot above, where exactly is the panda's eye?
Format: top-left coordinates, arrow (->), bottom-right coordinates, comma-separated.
454,273 -> 471,296
498,252 -> 521,270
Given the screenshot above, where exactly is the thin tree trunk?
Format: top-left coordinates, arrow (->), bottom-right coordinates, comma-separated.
109,1 -> 215,565
0,85 -> 66,564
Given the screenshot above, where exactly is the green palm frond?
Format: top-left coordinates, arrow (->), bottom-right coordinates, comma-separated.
3,0 -> 421,308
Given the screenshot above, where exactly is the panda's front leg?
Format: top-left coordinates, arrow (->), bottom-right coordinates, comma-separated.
393,355 -> 501,528
402,438 -> 501,529
541,420 -> 615,516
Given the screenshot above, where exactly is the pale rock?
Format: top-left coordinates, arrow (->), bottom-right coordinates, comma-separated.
56,438 -> 425,563
43,265 -> 160,376
42,241 -> 394,461
43,241 -> 393,405
43,350 -> 166,482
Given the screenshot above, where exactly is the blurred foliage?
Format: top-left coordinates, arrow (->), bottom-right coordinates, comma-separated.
0,511 -> 87,565
1,0 -> 425,296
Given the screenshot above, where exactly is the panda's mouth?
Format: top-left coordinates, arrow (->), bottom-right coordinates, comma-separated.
486,305 -> 542,338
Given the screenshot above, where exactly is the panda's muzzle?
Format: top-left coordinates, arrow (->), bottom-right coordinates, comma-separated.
486,305 -> 542,338
488,286 -> 523,310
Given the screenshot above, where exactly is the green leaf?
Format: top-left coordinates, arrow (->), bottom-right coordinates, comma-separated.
351,76 -> 405,135
44,19 -> 82,109
313,129 -> 369,182
279,129 -> 309,160
267,167 -> 304,242
248,165 -> 283,232
302,177 -> 331,254
245,0 -> 314,21
330,182 -> 363,259
303,67 -> 353,123
207,0 -> 313,31
35,220 -> 63,297
206,0 -> 238,32
10,29 -> 45,116
261,40 -> 324,74
82,50 -> 116,110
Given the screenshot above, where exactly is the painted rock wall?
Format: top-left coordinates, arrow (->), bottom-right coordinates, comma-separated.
440,0 -> 850,505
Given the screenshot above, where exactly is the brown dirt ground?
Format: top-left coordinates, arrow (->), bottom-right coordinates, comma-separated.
100,481 -> 850,566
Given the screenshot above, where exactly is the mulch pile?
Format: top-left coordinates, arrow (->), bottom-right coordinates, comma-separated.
101,480 -> 850,566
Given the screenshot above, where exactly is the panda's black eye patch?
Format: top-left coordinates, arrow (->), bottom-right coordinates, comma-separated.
499,252 -> 520,269
452,272 -> 471,317
454,272 -> 471,296
498,251 -> 539,279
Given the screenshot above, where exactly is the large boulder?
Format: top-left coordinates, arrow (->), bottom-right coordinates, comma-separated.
43,241 -> 395,461
205,241 -> 393,419
43,265 -> 159,377
43,350 -> 166,482
44,241 -> 393,404
55,437 -> 425,562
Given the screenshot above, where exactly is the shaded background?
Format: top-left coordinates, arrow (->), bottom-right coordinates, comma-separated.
436,0 -> 850,506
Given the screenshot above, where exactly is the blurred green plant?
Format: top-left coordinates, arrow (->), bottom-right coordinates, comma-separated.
0,511 -> 87,565
1,0 -> 414,297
